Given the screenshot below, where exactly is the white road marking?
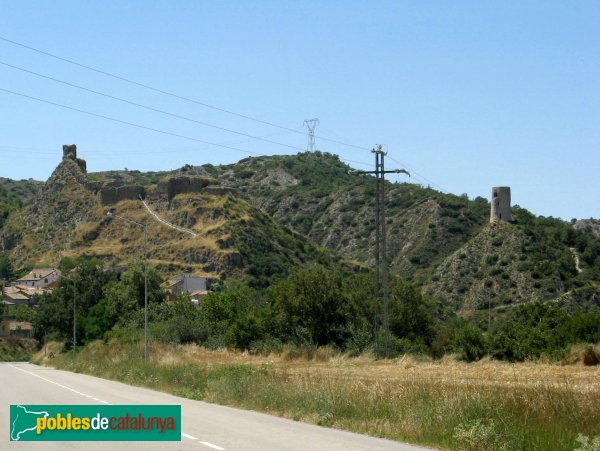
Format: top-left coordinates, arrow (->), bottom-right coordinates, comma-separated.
200,442 -> 226,450
7,363 -> 111,405
7,364 -> 222,448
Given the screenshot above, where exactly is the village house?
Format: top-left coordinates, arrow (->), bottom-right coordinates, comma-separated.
2,284 -> 48,307
15,268 -> 62,289
0,320 -> 32,338
0,285 -> 47,338
162,273 -> 211,303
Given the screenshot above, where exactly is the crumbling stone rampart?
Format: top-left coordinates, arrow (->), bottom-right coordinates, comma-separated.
158,176 -> 213,201
100,185 -> 146,205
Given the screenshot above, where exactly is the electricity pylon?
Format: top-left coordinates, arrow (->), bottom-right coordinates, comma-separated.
303,118 -> 320,151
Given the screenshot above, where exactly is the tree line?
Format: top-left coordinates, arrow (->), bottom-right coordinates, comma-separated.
17,258 -> 599,362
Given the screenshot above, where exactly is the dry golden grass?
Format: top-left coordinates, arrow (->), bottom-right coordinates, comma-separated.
67,198 -> 229,278
73,221 -> 98,239
191,218 -> 227,234
113,341 -> 600,395
174,236 -> 222,252
42,340 -> 600,450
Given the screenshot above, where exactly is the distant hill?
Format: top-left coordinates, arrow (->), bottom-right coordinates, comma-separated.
0,177 -> 42,229
1,149 -> 598,312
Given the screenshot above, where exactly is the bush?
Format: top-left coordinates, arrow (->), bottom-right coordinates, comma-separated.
455,324 -> 487,362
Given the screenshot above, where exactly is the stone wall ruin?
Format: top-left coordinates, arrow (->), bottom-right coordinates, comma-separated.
100,185 -> 146,205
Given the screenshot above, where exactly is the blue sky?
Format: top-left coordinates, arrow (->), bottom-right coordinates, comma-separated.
0,1 -> 598,220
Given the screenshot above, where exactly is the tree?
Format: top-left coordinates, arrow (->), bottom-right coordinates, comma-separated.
201,284 -> 270,349
0,255 -> 14,280
454,323 -> 487,362
102,261 -> 164,319
388,279 -> 436,346
13,305 -> 34,322
269,266 -> 363,346
33,288 -> 72,342
32,260 -> 162,344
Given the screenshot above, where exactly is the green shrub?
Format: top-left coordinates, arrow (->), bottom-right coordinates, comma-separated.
455,324 -> 487,362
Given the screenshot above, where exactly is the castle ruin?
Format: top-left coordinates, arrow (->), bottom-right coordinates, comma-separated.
100,185 -> 146,205
57,144 -> 225,205
490,186 -> 512,222
62,144 -> 87,173
157,176 -> 214,202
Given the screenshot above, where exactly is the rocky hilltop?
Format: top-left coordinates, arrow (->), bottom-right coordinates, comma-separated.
574,219 -> 600,239
0,146 -> 332,287
1,147 -> 598,312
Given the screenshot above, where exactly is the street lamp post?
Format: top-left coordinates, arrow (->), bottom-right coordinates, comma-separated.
106,211 -> 148,363
61,275 -> 77,357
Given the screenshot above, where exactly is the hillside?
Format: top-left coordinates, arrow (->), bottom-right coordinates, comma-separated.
1,148 -> 599,312
202,153 -> 490,280
192,152 -> 600,311
0,177 -> 42,230
0,148 -> 333,287
574,219 -> 600,239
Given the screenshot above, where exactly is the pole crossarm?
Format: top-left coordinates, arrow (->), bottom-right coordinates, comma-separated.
350,169 -> 411,176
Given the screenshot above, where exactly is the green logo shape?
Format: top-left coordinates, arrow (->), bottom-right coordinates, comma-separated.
10,405 -> 181,441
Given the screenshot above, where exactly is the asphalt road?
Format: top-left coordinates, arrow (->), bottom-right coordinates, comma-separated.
1,362 -> 431,450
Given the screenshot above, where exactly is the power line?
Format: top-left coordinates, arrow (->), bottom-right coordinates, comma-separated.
0,59 -> 375,167
0,87 -> 260,156
318,126 -> 450,193
0,60 -> 310,153
0,87 -> 372,172
0,35 -> 451,192
322,125 -> 449,192
0,35 -> 374,151
386,154 -> 449,193
0,36 -> 300,132
0,128 -> 305,159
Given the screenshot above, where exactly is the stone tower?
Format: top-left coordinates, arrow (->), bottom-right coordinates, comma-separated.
490,186 -> 512,222
62,144 -> 77,160
62,144 -> 87,173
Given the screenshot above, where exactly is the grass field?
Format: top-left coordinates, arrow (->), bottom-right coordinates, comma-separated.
35,341 -> 600,451
0,337 -> 37,361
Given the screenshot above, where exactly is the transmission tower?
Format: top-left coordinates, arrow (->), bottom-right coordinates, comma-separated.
303,118 -> 320,151
350,145 -> 410,358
